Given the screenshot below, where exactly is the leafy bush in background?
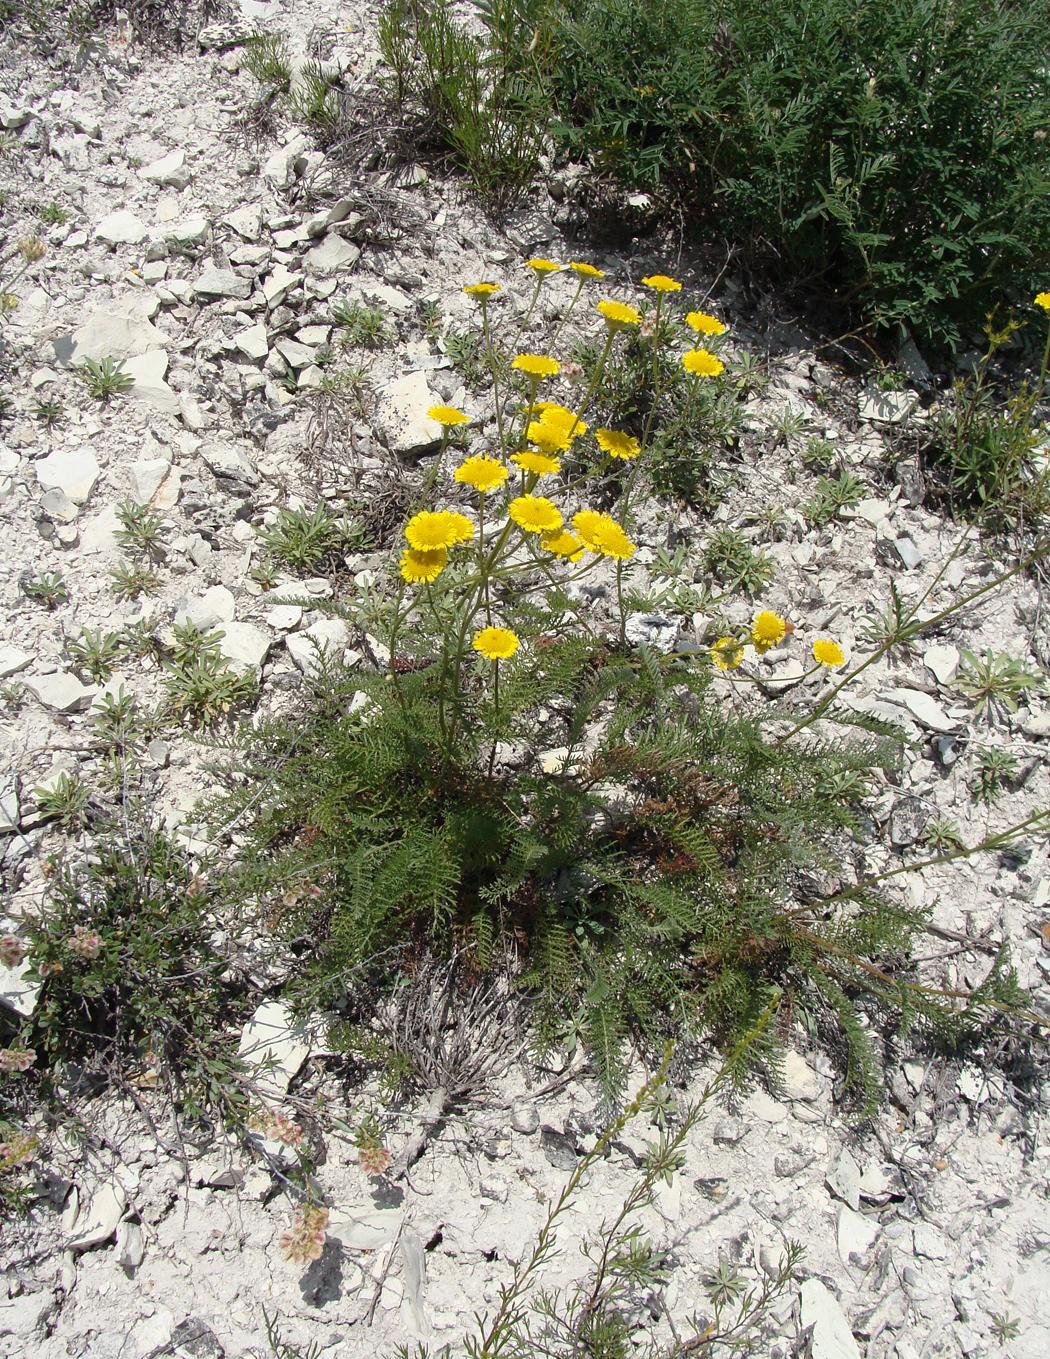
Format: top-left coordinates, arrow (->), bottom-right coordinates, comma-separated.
549,0 -> 1050,348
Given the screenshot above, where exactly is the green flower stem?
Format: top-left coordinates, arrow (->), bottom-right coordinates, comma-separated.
418,428 -> 450,507
570,329 -> 615,438
550,276 -> 585,349
518,275 -> 544,334
778,536 -> 1050,745
480,299 -> 506,450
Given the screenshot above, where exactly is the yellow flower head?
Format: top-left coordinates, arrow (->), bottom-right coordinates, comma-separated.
570,261 -> 604,278
464,282 -> 501,298
533,401 -> 584,430
526,258 -> 561,274
572,509 -> 636,560
512,353 -> 561,380
509,495 -> 563,534
400,547 -> 447,584
752,609 -> 788,654
405,509 -> 474,551
642,274 -> 682,293
527,421 -> 572,453
710,636 -> 744,671
473,626 -> 519,660
541,529 -> 585,562
454,454 -> 508,494
682,348 -> 725,378
427,404 -> 470,427
812,638 -> 846,669
595,428 -> 641,461
597,299 -> 642,331
512,449 -> 561,476
686,311 -> 727,337
1035,291 -> 1050,312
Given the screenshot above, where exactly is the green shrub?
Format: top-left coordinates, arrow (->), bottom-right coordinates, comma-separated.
377,0 -> 551,201
548,0 -> 1050,348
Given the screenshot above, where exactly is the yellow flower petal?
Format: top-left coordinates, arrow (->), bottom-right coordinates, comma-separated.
473,626 -> 519,660
597,299 -> 642,330
751,610 -> 787,654
399,547 -> 447,584
595,428 -> 641,461
682,348 -> 725,378
812,638 -> 846,668
509,495 -> 563,534
641,274 -> 682,293
512,353 -> 560,379
427,404 -> 470,427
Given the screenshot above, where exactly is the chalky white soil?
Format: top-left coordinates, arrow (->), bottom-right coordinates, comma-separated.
0,3 -> 1048,1356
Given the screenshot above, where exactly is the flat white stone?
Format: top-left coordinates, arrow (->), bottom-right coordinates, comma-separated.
24,671 -> 98,713
224,204 -> 264,240
922,643 -> 960,686
374,371 -> 442,457
174,585 -> 236,631
286,618 -> 349,676
124,350 -> 178,416
837,1205 -> 878,1264
275,338 -> 315,369
262,263 -> 296,308
67,304 -> 165,365
238,1001 -> 310,1092
799,1279 -> 862,1359
305,235 -> 360,277
0,646 -> 31,679
885,687 -> 959,733
0,956 -> 39,1017
96,209 -> 148,246
218,621 -> 271,674
826,1146 -> 862,1210
139,148 -> 189,188
327,1206 -> 404,1250
128,457 -> 171,504
195,267 -> 251,300
200,442 -> 257,483
35,446 -> 100,504
68,1180 -> 127,1251
232,322 -> 269,360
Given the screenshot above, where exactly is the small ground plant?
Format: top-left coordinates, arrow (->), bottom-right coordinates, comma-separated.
213,265 -> 1041,1114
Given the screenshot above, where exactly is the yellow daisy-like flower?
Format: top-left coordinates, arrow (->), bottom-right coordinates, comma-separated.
812,638 -> 846,669
512,353 -> 561,379
404,509 -> 474,551
427,404 -> 470,427
595,428 -> 641,461
710,636 -> 744,671
473,626 -> 519,660
641,274 -> 682,293
572,509 -> 636,560
533,401 -> 585,432
399,547 -> 447,584
597,299 -> 642,331
526,258 -> 561,274
541,529 -> 585,562
570,261 -> 604,278
464,282 -> 501,298
1035,291 -> 1050,312
509,495 -> 563,534
445,510 -> 475,544
752,609 -> 788,654
682,348 -> 725,378
686,311 -> 727,337
512,449 -> 561,476
527,421 -> 572,453
454,454 -> 508,494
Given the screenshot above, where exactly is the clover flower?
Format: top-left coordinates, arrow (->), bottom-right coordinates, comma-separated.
512,449 -> 561,476
0,935 -> 24,968
752,609 -> 788,653
464,282 -> 500,298
541,530 -> 585,562
526,258 -> 561,274
812,638 -> 846,668
711,637 -> 745,671
572,509 -> 636,560
686,311 -> 727,337
512,354 -> 560,379
597,299 -> 642,331
68,926 -> 101,960
404,510 -> 474,551
400,547 -> 447,584
279,1204 -> 329,1265
570,261 -> 604,278
0,1048 -> 35,1075
509,495 -> 563,534
473,626 -> 520,660
454,454 -> 508,493
682,348 -> 725,377
595,428 -> 641,461
427,404 -> 469,427
641,274 -> 682,293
